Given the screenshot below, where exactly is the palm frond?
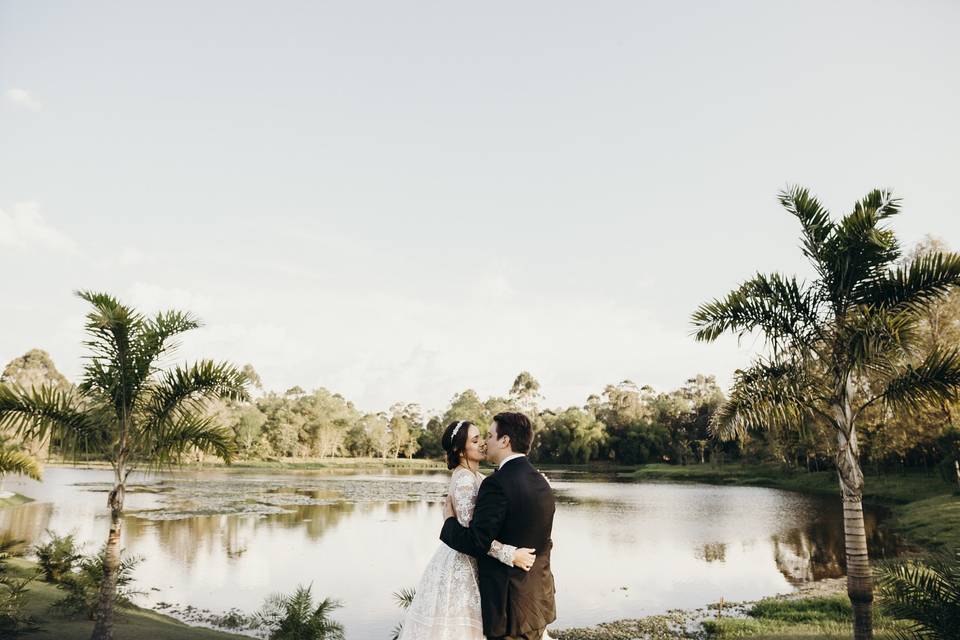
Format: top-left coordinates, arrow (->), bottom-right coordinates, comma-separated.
393,587 -> 416,609
817,189 -> 902,308
778,186 -> 835,271
843,307 -> 918,376
692,273 -> 820,345
877,552 -> 960,640
0,446 -> 42,481
141,360 -> 250,428
75,290 -> 147,413
141,413 -> 236,466
133,310 -> 203,378
855,251 -> 960,313
711,360 -> 820,440
0,384 -> 105,450
882,347 -> 960,412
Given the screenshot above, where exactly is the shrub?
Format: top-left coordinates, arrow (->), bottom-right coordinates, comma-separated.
0,539 -> 37,635
256,584 -> 344,640
0,574 -> 38,635
51,547 -> 143,620
877,551 -> 960,640
33,530 -> 83,583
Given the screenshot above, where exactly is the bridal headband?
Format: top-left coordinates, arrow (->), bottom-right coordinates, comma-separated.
451,420 -> 465,439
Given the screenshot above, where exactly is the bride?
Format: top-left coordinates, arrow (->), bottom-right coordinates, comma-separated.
398,420 -> 538,640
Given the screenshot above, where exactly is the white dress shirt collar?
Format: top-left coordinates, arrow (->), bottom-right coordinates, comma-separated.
498,453 -> 526,470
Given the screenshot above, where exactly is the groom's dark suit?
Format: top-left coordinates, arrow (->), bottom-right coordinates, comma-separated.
440,455 -> 556,640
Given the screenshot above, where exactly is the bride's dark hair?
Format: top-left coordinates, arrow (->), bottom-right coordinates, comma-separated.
441,421 -> 473,470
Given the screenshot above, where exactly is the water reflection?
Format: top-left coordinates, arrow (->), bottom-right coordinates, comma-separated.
0,502 -> 54,544
769,504 -> 899,583
695,542 -> 727,563
0,467 -> 901,638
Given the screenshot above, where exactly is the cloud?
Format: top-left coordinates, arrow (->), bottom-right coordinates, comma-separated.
0,203 -> 77,253
4,88 -> 42,111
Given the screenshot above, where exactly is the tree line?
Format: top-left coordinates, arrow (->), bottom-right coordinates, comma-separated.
5,314 -> 957,477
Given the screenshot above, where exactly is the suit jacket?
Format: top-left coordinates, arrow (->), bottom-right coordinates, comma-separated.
440,456 -> 556,638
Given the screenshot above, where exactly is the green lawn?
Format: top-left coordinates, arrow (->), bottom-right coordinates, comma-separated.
889,493 -> 960,550
702,595 -> 904,639
6,558 -> 246,640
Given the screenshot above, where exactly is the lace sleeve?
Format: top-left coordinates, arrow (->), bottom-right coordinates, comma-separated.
449,469 -> 478,527
488,539 -> 518,566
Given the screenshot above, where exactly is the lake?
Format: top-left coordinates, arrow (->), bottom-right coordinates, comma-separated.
0,466 -> 900,637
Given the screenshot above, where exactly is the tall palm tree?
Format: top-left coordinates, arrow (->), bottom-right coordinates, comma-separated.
0,291 -> 249,640
692,187 -> 960,640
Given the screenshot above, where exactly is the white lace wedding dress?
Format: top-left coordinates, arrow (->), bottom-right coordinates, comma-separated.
398,467 -> 517,640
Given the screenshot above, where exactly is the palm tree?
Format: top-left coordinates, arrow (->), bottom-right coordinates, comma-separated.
692,187 -> 960,640
0,291 -> 249,640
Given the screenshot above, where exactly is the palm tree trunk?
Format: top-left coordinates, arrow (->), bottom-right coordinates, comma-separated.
835,407 -> 873,640
90,476 -> 125,640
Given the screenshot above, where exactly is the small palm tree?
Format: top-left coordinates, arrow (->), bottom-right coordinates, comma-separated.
0,291 -> 249,640
692,187 -> 960,640
257,584 -> 345,640
877,551 -> 960,640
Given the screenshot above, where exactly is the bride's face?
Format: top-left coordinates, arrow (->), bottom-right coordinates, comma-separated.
461,424 -> 485,464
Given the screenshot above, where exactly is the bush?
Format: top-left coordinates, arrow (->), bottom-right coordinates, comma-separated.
0,573 -> 38,636
33,530 -> 83,583
256,584 -> 344,640
51,546 -> 143,620
0,538 -> 38,635
877,551 -> 960,640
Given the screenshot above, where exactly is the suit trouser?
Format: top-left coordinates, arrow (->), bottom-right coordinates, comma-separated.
492,628 -> 545,640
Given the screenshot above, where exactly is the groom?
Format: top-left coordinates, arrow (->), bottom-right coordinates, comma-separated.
440,411 -> 557,640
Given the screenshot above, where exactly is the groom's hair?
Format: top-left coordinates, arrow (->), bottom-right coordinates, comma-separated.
493,412 -> 533,454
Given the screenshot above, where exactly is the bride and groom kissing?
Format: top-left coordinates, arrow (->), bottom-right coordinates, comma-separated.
398,412 -> 557,640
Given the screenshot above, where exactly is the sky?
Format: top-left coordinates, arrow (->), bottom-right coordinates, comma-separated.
2,0 -> 959,415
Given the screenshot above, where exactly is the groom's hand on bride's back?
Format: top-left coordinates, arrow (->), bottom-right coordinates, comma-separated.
513,547 -> 537,572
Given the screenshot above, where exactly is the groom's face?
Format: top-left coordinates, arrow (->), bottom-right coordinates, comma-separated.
485,421 -> 508,463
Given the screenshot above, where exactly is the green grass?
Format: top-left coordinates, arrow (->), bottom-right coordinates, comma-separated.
6,558 -> 246,640
0,492 -> 33,508
889,492 -> 960,550
702,595 -> 904,639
